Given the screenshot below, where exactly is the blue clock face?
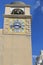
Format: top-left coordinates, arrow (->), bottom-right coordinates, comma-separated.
10,19 -> 25,32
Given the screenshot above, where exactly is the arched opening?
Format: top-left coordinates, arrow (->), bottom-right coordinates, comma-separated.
11,9 -> 24,14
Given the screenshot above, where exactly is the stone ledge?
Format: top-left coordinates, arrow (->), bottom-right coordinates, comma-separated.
3,14 -> 32,19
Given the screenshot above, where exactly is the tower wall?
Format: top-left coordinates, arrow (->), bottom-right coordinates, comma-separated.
0,35 -> 32,65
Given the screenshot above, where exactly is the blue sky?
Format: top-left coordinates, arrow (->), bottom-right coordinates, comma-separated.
0,0 -> 43,60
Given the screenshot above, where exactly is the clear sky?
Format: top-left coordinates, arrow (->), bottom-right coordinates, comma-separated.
0,0 -> 43,57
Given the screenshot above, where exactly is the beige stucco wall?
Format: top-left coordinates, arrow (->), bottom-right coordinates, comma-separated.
0,34 -> 32,65
0,29 -> 3,35
25,7 -> 30,15
5,7 -> 10,14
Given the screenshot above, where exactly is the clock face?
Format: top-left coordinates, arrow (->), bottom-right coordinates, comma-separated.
10,19 -> 25,32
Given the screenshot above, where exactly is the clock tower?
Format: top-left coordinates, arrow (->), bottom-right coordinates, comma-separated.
0,1 -> 32,65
